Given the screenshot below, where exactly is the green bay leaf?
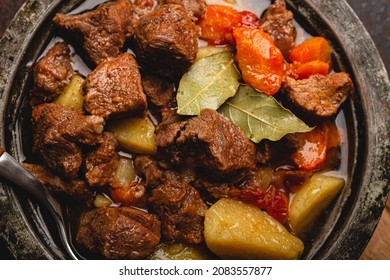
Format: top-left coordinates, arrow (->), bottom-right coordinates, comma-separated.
177,51 -> 240,115
218,85 -> 312,143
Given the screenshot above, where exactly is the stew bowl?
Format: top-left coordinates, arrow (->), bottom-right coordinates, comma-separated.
0,0 -> 389,259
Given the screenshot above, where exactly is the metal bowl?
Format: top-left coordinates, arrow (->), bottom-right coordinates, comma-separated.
0,0 -> 389,259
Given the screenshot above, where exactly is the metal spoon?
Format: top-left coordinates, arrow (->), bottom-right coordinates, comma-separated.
0,147 -> 79,260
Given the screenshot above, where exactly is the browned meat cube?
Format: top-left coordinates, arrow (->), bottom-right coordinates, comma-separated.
142,75 -> 174,107
32,103 -> 104,178
135,156 -> 207,244
53,0 -> 134,65
84,53 -> 147,119
76,207 -> 161,259
261,0 -> 296,59
156,109 -> 256,174
283,73 -> 353,118
22,163 -> 93,203
133,4 -> 199,80
132,0 -> 157,23
85,132 -> 120,187
159,0 -> 206,20
33,42 -> 73,100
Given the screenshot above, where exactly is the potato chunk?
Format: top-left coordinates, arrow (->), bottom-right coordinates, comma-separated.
148,243 -> 212,260
204,198 -> 304,259
289,174 -> 344,233
54,74 -> 84,110
108,116 -> 156,155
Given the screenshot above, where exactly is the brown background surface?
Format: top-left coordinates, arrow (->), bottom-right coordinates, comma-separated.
0,0 -> 389,260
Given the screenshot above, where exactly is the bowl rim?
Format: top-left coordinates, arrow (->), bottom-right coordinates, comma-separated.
0,0 -> 389,260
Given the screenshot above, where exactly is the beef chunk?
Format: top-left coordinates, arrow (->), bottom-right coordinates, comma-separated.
256,136 -> 299,165
76,207 -> 160,259
22,163 -> 93,202
85,132 -> 120,187
133,4 -> 198,80
142,75 -> 174,107
132,0 -> 157,23
156,109 -> 256,175
159,0 -> 205,20
53,0 -> 133,65
135,156 -> 207,244
84,53 -> 147,119
32,103 -> 104,178
283,73 -> 353,118
261,0 -> 296,59
33,42 -> 73,100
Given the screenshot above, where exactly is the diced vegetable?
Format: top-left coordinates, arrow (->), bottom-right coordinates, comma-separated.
93,193 -> 113,208
147,243 -> 212,260
111,158 -> 136,188
108,116 -> 156,155
199,5 -> 260,45
288,174 -> 345,233
233,28 -> 284,95
204,198 -> 304,259
195,45 -> 233,61
110,158 -> 146,207
291,123 -> 329,171
110,181 -> 146,208
289,37 -> 332,64
286,60 -> 330,79
237,187 -> 289,224
53,74 -> 85,110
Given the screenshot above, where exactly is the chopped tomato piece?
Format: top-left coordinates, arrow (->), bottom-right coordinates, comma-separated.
233,27 -> 284,95
199,5 -> 260,45
289,36 -> 332,64
238,187 -> 289,224
291,123 -> 329,171
110,179 -> 146,208
285,60 -> 330,79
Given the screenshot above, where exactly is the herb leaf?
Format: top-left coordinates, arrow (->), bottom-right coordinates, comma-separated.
219,85 -> 312,142
177,51 -> 240,115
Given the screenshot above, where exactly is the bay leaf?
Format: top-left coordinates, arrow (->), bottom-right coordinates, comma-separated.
195,45 -> 233,62
218,85 -> 312,143
177,51 -> 240,115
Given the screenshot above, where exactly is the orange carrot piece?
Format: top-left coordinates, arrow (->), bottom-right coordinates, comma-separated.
291,123 -> 329,171
234,27 -> 284,95
289,36 -> 332,64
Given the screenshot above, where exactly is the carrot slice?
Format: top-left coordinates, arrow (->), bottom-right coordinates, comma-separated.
234,27 -> 284,95
289,36 -> 332,64
291,123 -> 329,171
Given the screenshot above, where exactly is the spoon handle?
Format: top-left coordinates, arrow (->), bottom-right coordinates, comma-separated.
0,148 -> 78,260
0,150 -> 50,206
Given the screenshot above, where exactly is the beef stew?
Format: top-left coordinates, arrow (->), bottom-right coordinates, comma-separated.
22,0 -> 354,260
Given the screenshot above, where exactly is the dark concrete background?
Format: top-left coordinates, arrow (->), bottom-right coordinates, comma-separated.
0,0 -> 389,259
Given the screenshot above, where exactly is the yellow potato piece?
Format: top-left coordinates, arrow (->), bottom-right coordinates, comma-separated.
54,74 -> 84,110
204,198 -> 304,259
148,243 -> 212,260
289,174 -> 345,234
108,116 -> 156,155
